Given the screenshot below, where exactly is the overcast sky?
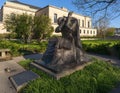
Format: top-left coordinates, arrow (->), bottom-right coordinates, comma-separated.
0,0 -> 120,28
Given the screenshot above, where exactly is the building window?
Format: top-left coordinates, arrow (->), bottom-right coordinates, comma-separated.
11,13 -> 15,20
7,28 -> 10,32
54,13 -> 57,23
87,30 -> 89,34
0,9 -> 3,21
93,31 -> 95,34
82,20 -> 84,27
78,19 -> 80,26
88,21 -> 90,28
44,13 -> 47,16
84,30 -> 85,34
0,12 -> 1,21
91,31 -> 92,34
80,29 -> 81,33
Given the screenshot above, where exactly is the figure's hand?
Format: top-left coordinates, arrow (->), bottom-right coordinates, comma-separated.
55,27 -> 61,33
58,27 -> 61,31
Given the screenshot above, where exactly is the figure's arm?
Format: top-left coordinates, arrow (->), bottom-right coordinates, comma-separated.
55,17 -> 66,33
65,18 -> 77,32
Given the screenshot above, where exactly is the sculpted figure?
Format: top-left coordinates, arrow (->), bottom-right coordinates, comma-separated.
55,12 -> 84,62
42,12 -> 86,72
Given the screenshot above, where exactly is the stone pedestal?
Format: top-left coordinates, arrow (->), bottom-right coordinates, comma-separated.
31,60 -> 91,80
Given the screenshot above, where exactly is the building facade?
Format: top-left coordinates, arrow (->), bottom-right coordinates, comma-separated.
0,0 -> 40,33
0,0 -> 97,36
115,28 -> 120,36
36,5 -> 97,36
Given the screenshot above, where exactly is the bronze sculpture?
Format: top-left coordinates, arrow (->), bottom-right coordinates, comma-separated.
41,12 -> 88,73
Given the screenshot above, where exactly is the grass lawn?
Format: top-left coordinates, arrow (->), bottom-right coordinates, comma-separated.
18,58 -> 120,93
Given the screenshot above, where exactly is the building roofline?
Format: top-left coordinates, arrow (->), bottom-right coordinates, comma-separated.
48,5 -> 69,12
36,5 -> 91,18
36,5 -> 49,13
36,5 -> 70,13
3,1 -> 91,18
50,5 -> 91,18
7,0 -> 41,9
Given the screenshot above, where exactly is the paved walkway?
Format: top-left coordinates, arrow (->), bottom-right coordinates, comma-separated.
0,53 -> 120,93
0,54 -> 42,93
88,53 -> 120,66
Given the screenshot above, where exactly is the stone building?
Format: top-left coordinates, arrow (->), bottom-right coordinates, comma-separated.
115,28 -> 120,36
0,0 -> 97,36
36,5 -> 97,36
0,0 -> 40,33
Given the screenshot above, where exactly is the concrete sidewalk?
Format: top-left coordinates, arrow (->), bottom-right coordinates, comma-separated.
88,53 -> 120,66
0,60 -> 25,93
0,53 -> 42,93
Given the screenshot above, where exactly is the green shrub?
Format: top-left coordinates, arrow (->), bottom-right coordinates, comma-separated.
0,34 -> 10,39
0,40 -> 47,56
19,59 -> 120,93
82,40 -> 120,58
113,43 -> 120,58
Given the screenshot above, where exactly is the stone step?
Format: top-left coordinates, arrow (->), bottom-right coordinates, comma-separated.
30,61 -> 92,80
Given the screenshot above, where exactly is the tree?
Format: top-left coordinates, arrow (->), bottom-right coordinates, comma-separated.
5,13 -> 33,43
5,14 -> 53,43
73,0 -> 120,21
95,17 -> 109,38
106,27 -> 115,36
16,14 -> 33,43
4,13 -> 17,32
33,15 -> 54,42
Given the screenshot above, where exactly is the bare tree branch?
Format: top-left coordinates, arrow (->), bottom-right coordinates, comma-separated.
72,0 -> 119,22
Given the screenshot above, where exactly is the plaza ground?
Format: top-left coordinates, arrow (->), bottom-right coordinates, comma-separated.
0,53 -> 120,93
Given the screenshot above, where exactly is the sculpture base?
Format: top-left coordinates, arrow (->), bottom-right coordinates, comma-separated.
30,60 -> 92,80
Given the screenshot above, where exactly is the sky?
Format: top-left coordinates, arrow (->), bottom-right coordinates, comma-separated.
0,0 -> 120,28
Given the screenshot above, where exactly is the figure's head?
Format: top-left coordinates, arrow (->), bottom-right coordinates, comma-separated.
55,17 -> 66,32
68,11 -> 73,17
55,13 -> 79,33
